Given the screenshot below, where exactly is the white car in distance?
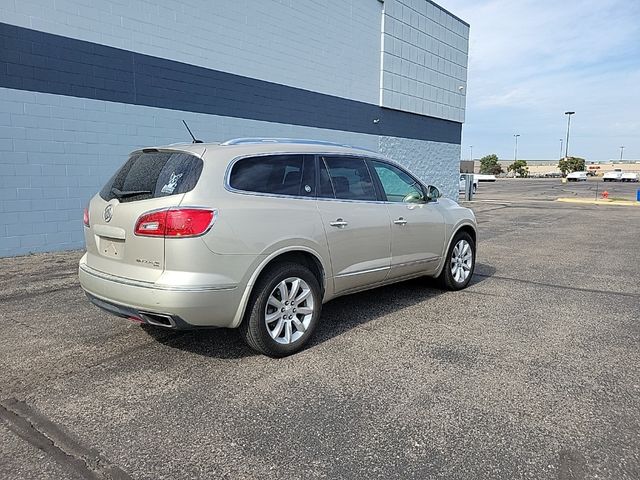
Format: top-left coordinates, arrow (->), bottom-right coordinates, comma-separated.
566,171 -> 588,182
620,172 -> 639,182
474,174 -> 497,182
603,169 -> 623,182
459,174 -> 478,194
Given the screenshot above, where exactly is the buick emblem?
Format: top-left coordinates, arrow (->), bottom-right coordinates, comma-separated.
103,204 -> 113,223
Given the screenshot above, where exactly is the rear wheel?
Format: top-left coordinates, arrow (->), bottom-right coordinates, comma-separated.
239,262 -> 321,357
437,232 -> 475,290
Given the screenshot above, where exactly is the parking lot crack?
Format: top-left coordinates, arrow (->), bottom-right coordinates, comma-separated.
0,398 -> 131,480
476,273 -> 640,298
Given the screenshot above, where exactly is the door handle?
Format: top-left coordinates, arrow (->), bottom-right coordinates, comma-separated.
393,217 -> 407,225
329,218 -> 348,228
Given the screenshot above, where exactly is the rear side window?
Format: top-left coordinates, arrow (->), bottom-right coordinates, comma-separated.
320,156 -> 377,201
229,155 -> 314,197
100,151 -> 203,203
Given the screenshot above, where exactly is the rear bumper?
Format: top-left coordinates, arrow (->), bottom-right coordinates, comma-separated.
78,260 -> 244,328
85,292 -> 193,329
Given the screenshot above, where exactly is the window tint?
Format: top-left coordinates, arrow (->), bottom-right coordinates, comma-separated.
100,151 -> 203,203
229,155 -> 314,196
321,156 -> 377,201
370,160 -> 424,203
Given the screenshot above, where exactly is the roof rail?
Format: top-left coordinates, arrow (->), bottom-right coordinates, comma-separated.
220,137 -> 374,151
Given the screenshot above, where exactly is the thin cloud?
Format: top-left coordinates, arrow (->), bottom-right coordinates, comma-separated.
439,0 -> 640,160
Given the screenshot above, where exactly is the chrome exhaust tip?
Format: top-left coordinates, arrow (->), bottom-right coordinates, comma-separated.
139,312 -> 176,328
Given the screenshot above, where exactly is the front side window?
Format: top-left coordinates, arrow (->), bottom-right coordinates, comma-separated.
320,156 -> 377,201
370,160 -> 424,203
229,155 -> 314,197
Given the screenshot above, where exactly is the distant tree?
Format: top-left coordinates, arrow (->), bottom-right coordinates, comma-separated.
558,156 -> 586,175
508,159 -> 529,177
479,154 -> 504,175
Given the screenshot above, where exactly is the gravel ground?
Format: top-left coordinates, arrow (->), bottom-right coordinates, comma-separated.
1,180 -> 639,479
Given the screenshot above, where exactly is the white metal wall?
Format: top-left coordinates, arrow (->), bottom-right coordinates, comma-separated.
381,0 -> 469,122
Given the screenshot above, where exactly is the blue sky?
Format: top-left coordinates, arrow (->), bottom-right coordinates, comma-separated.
440,0 -> 640,161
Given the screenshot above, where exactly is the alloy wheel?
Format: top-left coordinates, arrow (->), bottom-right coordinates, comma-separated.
264,277 -> 314,344
450,239 -> 473,283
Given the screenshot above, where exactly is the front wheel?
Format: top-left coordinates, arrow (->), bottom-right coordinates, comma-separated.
239,262 -> 322,357
437,232 -> 475,290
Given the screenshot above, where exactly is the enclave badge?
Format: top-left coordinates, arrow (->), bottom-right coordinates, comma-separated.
103,204 -> 113,223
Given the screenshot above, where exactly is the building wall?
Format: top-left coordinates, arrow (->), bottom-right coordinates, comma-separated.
0,0 -> 469,257
381,0 -> 468,122
0,0 -> 383,104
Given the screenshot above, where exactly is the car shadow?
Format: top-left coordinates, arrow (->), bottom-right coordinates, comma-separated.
143,263 -> 496,359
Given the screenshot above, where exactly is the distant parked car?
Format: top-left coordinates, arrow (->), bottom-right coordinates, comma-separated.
603,170 -> 623,182
459,174 -> 478,193
475,174 -> 497,182
620,172 -> 639,182
566,171 -> 587,182
544,171 -> 562,178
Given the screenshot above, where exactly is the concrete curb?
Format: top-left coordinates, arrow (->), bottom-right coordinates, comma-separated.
556,198 -> 640,207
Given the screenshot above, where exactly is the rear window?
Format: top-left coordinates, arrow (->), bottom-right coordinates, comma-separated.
100,151 -> 203,203
229,154 -> 314,197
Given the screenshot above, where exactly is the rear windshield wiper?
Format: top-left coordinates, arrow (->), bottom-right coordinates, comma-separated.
111,187 -> 152,198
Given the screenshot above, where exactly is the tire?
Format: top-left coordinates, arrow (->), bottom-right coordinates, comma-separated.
239,262 -> 322,357
437,231 -> 476,290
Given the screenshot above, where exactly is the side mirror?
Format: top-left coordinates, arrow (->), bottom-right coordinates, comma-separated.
426,185 -> 441,201
402,191 -> 426,203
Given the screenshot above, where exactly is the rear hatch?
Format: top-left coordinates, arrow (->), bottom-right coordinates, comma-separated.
85,148 -> 205,283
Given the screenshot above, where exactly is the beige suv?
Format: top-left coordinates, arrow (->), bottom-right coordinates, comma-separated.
79,138 -> 477,356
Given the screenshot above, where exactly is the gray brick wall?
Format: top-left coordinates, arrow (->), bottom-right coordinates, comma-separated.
0,86 -> 461,257
0,87 -> 382,257
379,135 -> 460,199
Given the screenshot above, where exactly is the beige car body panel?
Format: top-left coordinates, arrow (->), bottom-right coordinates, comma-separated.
79,140 -> 476,329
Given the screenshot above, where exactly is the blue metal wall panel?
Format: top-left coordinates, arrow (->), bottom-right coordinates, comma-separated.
0,22 -> 462,145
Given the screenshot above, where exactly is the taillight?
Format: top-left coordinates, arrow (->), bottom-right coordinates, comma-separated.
83,207 -> 90,227
134,210 -> 167,236
134,208 -> 215,237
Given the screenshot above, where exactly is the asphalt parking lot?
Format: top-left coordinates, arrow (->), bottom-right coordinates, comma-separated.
470,176 -> 640,202
1,179 -> 639,479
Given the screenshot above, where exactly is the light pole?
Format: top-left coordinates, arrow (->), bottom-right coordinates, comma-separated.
564,111 -> 575,159
559,139 -> 563,159
620,146 -> 625,161
470,145 -> 473,161
514,134 -> 520,161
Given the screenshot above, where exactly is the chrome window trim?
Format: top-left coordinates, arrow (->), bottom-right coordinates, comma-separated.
223,150 -> 423,206
223,151 -> 440,205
